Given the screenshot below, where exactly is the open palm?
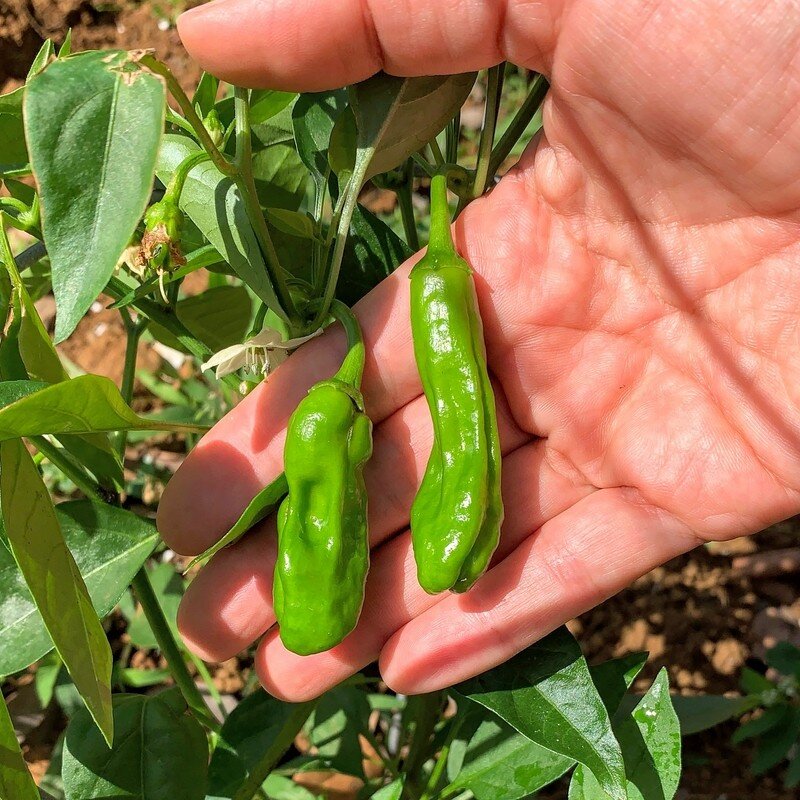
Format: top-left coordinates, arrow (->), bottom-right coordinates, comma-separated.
157,0 -> 800,700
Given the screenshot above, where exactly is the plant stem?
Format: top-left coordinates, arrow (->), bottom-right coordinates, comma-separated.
30,436 -> 104,501
312,154 -> 370,329
411,152 -> 436,178
231,701 -> 316,800
187,650 -> 228,721
131,569 -> 221,732
428,136 -> 446,167
116,313 -> 146,459
419,717 -> 463,800
140,55 -> 235,178
330,300 -> 365,388
10,241 -> 46,272
397,160 -> 420,251
488,73 -> 549,177
472,64 -> 505,199
233,85 -> 298,328
402,691 -> 445,800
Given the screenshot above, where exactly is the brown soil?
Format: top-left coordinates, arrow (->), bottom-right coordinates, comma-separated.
1,0 -> 201,93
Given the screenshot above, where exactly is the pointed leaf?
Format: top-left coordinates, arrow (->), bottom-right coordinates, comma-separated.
350,72 -> 476,182
62,688 -> 208,800
0,692 -> 39,800
0,375 -> 205,440
0,500 -> 158,675
25,50 -> 165,340
292,90 -> 348,184
454,627 -> 627,800
0,440 -> 113,743
570,670 -> 681,800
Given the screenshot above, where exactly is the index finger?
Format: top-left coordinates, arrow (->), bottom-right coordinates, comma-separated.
176,0 -> 556,90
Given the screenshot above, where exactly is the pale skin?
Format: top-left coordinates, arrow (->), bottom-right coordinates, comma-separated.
157,0 -> 800,701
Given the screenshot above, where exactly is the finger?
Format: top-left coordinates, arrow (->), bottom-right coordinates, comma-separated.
177,0 -> 556,91
379,489 -> 699,694
176,388 -> 527,660
158,260 -> 420,552
254,438 -> 594,701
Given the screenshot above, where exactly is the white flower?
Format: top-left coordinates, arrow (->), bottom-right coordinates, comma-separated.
201,326 -> 323,379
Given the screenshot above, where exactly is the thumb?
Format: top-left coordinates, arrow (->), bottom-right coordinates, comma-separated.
177,0 -> 560,91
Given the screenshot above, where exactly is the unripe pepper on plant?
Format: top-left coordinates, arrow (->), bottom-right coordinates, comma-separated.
273,301 -> 373,655
410,173 -> 503,594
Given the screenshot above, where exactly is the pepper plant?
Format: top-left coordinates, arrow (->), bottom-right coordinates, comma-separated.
0,39 -> 685,800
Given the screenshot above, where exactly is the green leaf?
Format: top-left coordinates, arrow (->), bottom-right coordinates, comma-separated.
0,499 -> 157,677
27,39 -> 55,81
62,688 -> 208,800
570,670 -> 681,800
765,641 -> 800,678
114,666 -> 172,689
25,50 -> 166,341
250,90 -> 297,126
0,102 -> 30,177
193,71 -> 219,118
733,706 -> 788,744
156,134 -> 283,312
786,748 -> 800,788
35,652 -> 63,708
751,708 -> 800,776
327,106 -> 357,179
349,72 -> 476,182
740,666 -> 774,695
0,691 -> 39,800
669,694 -> 752,736
309,685 -> 371,778
207,690 -> 311,799
337,203 -> 412,305
177,284 -> 253,351
446,652 -> 647,800
0,440 -> 113,743
58,29 -> 72,58
124,562 -> 184,649
292,90 -> 347,184
0,375 -> 205,439
371,778 -> 404,800
261,774 -> 319,800
186,473 -> 288,571
446,707 -> 573,800
454,627 -> 627,800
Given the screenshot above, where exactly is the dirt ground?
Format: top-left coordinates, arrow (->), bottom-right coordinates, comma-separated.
3,3 -> 800,798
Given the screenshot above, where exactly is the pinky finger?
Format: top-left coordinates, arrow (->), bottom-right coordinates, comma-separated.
378,487 -> 699,694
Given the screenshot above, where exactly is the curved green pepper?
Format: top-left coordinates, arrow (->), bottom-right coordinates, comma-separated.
410,173 -> 503,594
273,301 -> 373,655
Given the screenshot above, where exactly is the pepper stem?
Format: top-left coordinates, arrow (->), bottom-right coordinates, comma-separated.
330,300 -> 365,389
427,173 -> 458,259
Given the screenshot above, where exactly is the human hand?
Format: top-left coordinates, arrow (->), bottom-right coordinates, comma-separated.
157,0 -> 800,700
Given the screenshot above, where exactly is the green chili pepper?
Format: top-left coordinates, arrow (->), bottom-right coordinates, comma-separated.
409,173 -> 503,595
273,301 -> 373,655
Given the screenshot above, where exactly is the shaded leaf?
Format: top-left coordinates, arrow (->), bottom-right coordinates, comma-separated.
309,685 -> 370,778
0,499 -> 157,676
0,691 -> 39,800
207,691 -> 312,799
337,203 -> 412,305
292,90 -> 347,184
62,688 -> 208,800
670,694 -> 752,736
25,50 -> 165,340
124,562 -> 184,650
349,72 -> 476,182
0,440 -> 113,743
177,284 -> 253,352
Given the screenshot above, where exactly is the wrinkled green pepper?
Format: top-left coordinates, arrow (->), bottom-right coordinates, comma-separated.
410,173 -> 503,594
273,301 -> 373,655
